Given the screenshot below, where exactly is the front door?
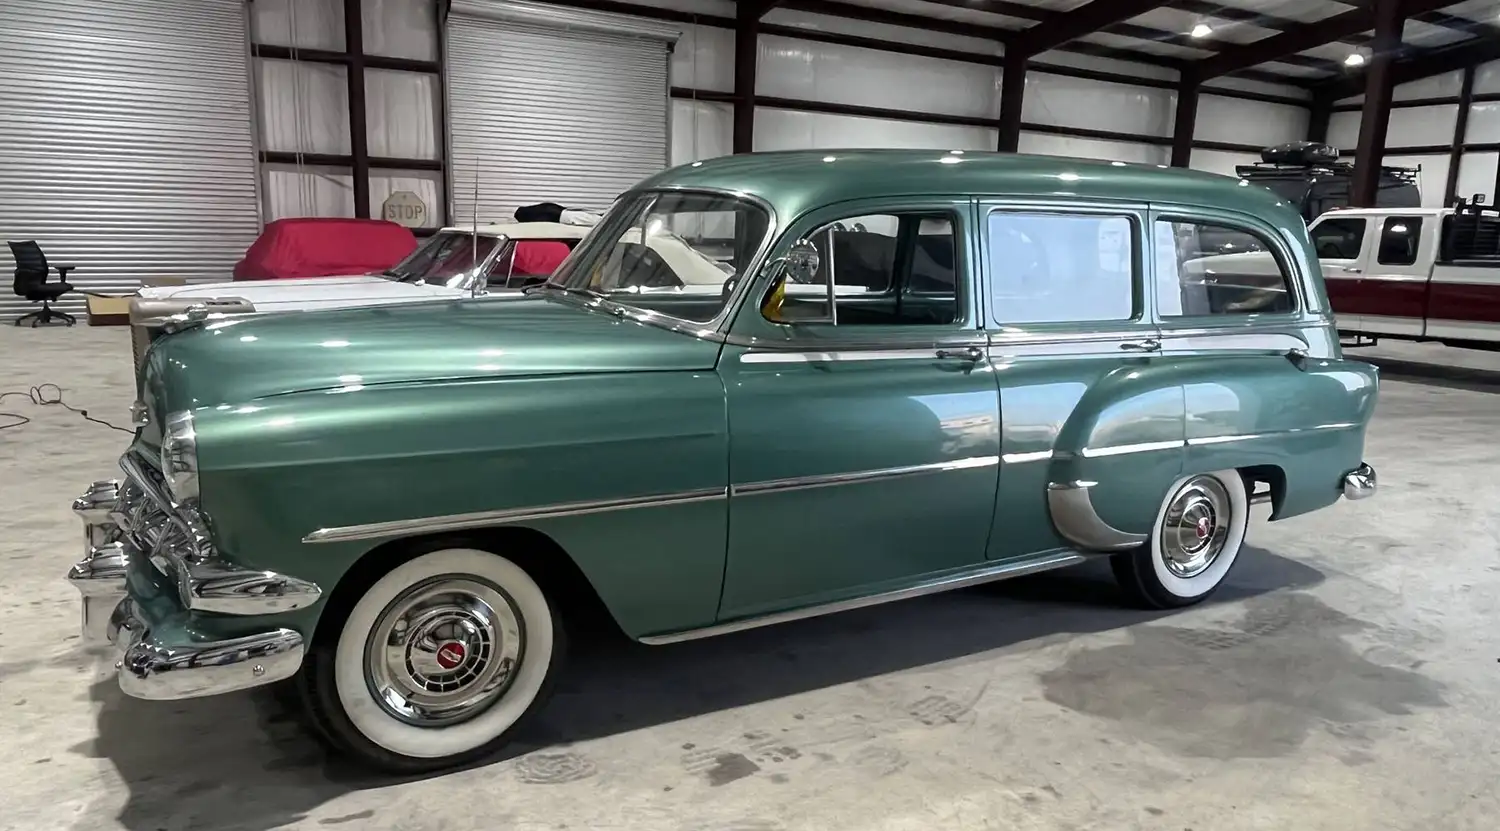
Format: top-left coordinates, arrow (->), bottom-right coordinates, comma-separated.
1306,213 -> 1370,334
1361,214 -> 1431,337
716,198 -> 1001,620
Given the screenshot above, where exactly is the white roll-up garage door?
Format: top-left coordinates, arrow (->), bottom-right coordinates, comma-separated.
445,0 -> 679,223
0,0 -> 261,318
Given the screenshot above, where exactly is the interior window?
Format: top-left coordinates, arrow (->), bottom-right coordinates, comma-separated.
485,240 -> 574,289
987,212 -> 1134,324
1309,217 -> 1366,259
764,212 -> 961,327
1155,220 -> 1295,317
1377,217 -> 1422,266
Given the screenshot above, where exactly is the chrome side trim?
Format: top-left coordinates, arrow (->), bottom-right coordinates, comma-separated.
1045,480 -> 1147,552
638,550 -> 1090,645
303,487 -> 729,544
1001,450 -> 1054,464
740,348 -> 955,364
1079,439 -> 1184,458
1343,462 -> 1377,500
108,598 -> 305,701
731,455 -> 999,497
1186,434 -> 1264,446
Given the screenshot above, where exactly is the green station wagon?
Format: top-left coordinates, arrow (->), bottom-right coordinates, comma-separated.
67,149 -> 1379,772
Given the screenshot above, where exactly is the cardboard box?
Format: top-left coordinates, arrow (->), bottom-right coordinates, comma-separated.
84,293 -> 133,326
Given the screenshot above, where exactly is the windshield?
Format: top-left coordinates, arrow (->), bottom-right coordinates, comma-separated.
384,231 -> 501,287
544,190 -> 771,324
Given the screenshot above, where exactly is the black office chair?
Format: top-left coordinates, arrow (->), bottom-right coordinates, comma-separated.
9,240 -> 77,327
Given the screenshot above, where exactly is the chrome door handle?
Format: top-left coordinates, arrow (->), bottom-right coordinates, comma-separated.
935,346 -> 984,361
1119,339 -> 1161,353
1341,266 -> 1363,273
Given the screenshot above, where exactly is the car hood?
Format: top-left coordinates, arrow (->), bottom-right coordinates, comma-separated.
137,274 -> 462,313
144,294 -> 725,409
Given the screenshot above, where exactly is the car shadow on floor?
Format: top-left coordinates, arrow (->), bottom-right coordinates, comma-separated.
88,547 -> 1323,831
1360,354 -> 1500,394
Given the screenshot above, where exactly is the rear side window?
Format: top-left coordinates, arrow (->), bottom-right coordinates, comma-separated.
1309,217 -> 1366,259
1377,217 -> 1422,266
986,212 -> 1135,324
1154,220 -> 1295,317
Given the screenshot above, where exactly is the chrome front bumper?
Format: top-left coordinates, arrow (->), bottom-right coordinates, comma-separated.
1344,462 -> 1377,500
66,474 -> 316,700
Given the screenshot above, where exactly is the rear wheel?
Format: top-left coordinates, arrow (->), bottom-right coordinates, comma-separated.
298,546 -> 564,774
1111,470 -> 1249,610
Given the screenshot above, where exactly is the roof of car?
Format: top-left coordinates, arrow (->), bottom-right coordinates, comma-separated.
1317,206 -> 1451,218
635,149 -> 1300,226
436,221 -> 594,238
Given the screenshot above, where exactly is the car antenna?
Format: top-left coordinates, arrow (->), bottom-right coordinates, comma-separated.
471,158 -> 479,269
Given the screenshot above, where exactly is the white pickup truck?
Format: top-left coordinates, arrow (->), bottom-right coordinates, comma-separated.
1304,200 -> 1500,349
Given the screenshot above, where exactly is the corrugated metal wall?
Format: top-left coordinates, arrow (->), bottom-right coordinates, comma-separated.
0,0 -> 261,317
446,0 -> 678,223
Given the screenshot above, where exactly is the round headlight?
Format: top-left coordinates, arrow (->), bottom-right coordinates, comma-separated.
160,410 -> 199,502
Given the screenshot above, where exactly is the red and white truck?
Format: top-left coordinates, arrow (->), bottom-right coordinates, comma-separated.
1307,198 -> 1500,349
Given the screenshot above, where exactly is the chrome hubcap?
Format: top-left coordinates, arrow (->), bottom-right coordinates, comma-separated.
365,576 -> 524,727
1160,476 -> 1232,579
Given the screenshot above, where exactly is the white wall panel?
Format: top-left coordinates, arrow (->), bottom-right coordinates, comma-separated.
1018,132 -> 1168,166
363,0 -> 438,60
365,69 -> 439,160
1395,70 -> 1465,101
1195,95 -> 1308,148
1385,154 -> 1449,207
250,0 -> 344,50
1023,72 -> 1173,138
672,99 -> 732,165
1387,104 -> 1459,147
256,58 -> 351,155
761,8 -> 1001,56
758,35 -> 1000,119
1028,48 -> 1176,82
1456,151 -> 1497,202
625,0 -> 734,16
755,108 -> 995,152
1467,101 -> 1500,144
671,24 -> 734,92
1328,111 -> 1360,151
1203,76 -> 1310,101
1474,60 -> 1500,95
1190,149 -> 1259,179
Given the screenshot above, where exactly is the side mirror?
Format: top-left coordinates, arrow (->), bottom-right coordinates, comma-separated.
786,239 -> 821,284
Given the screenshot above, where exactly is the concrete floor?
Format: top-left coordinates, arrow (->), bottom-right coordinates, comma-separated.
2,323 -> 1498,831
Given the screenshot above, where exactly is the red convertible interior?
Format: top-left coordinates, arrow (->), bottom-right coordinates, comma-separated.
232,218 -> 419,281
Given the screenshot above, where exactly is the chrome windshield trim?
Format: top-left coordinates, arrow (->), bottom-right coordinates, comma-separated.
303,487 -> 729,544
638,550 -> 1090,645
731,455 -> 999,497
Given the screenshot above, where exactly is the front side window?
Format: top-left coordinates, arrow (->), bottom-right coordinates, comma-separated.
1156,220 -> 1295,317
1309,217 -> 1366,259
761,212 -> 962,327
987,212 -> 1134,325
385,231 -> 500,287
1377,217 -> 1422,266
545,190 -> 769,324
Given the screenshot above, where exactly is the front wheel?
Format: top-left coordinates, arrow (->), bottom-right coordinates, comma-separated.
298,546 -> 564,774
1111,470 -> 1249,610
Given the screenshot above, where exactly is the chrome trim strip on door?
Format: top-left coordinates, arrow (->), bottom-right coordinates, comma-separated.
1001,450 -> 1054,464
637,550 -> 1090,645
1079,439 -> 1185,458
302,487 -> 729,544
739,348 -> 953,364
731,455 -> 1000,496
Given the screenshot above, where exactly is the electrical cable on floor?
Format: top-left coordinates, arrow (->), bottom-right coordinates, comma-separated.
0,385 -> 134,433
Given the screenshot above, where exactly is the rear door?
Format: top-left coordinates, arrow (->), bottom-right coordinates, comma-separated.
1306,213 -> 1370,334
1360,215 -> 1431,338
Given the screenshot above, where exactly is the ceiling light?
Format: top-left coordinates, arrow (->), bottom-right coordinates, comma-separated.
1190,22 -> 1212,38
1344,51 -> 1366,67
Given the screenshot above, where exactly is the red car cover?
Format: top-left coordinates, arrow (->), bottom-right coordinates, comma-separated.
233,218 -> 419,281
511,240 -> 572,277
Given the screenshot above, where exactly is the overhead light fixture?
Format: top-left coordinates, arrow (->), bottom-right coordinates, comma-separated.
1345,50 -> 1367,67
1190,22 -> 1212,38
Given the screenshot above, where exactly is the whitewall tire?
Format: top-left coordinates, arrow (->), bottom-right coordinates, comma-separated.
1111,470 -> 1249,610
299,546 -> 564,773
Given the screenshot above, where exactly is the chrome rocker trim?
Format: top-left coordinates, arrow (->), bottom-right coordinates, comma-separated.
639,550 -> 1089,645
1045,480 -> 1147,552
1344,462 -> 1377,500
108,597 -> 304,701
